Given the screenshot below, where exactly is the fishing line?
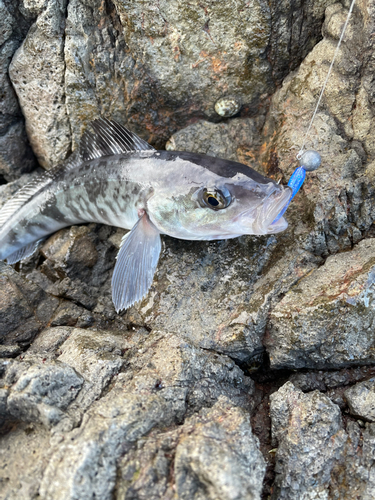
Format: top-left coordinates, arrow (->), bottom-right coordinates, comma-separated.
274,0 -> 356,222
297,0 -> 356,159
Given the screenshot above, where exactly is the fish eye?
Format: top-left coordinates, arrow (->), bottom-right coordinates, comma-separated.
202,188 -> 231,210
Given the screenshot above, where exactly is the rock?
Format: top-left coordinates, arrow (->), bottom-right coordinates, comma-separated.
174,398 -> 266,500
39,391 -> 170,499
0,262 -> 59,348
344,378 -> 375,422
37,331 -> 258,499
117,399 -> 266,500
5,359 -> 84,427
0,326 -> 260,498
290,366 -> 375,393
266,238 -> 375,369
259,1 -> 375,258
270,381 -> 347,500
330,421 -> 375,500
8,0 -> 334,162
0,0 -> 36,180
165,117 -> 265,167
9,0 -> 71,169
128,235 -> 320,363
0,422 -> 51,499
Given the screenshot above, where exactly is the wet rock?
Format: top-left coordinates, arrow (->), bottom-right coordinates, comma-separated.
344,378 -> 375,422
5,359 -> 84,427
290,366 -> 375,393
266,238 -> 375,369
0,262 -> 59,348
0,345 -> 22,358
36,331 -> 258,499
116,398 -> 266,500
50,301 -> 89,327
39,391 -> 169,499
270,381 -> 347,500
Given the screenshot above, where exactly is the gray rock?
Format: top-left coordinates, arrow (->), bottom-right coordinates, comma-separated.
330,421 -> 375,500
6,360 -> 84,427
290,366 -> 375,393
129,236 -> 320,363
270,381 -> 347,500
39,392 -> 169,499
0,262 -> 59,347
345,378 -> 375,422
266,238 -> 375,369
8,0 -> 334,160
9,0 -> 71,169
0,0 -> 36,180
174,397 -> 266,500
0,422 -> 51,500
165,117 -> 265,166
259,1 -> 375,258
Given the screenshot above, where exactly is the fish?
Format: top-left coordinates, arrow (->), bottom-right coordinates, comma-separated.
0,118 -> 292,312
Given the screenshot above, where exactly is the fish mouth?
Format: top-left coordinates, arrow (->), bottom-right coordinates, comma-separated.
253,187 -> 292,234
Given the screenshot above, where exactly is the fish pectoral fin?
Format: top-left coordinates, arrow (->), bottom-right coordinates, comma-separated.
111,212 -> 161,313
6,238 -> 46,265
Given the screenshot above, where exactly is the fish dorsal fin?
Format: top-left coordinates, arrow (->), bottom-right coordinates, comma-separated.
80,118 -> 155,162
0,150 -> 82,229
0,173 -> 52,228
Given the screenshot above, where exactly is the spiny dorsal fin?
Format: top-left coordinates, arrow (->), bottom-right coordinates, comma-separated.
80,118 -> 155,162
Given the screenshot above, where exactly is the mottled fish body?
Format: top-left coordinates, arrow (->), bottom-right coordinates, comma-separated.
0,119 -> 291,311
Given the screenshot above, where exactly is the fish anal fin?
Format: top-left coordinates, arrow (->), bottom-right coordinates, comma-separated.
6,238 -> 46,265
111,212 -> 161,313
80,118 -> 155,162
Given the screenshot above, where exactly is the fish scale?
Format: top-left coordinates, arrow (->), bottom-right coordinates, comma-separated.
0,118 -> 292,312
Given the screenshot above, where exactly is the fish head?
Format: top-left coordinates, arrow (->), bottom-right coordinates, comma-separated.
147,171 -> 292,240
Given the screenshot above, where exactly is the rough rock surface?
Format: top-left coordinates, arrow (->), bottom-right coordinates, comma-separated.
266,238 -> 375,369
8,0 -> 336,167
0,0 -> 36,180
270,382 -> 347,500
1,0 -> 375,499
345,378 -> 375,422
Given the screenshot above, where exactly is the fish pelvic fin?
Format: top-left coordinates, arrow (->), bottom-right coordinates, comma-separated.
6,238 -> 46,265
111,212 -> 161,313
80,118 -> 155,162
